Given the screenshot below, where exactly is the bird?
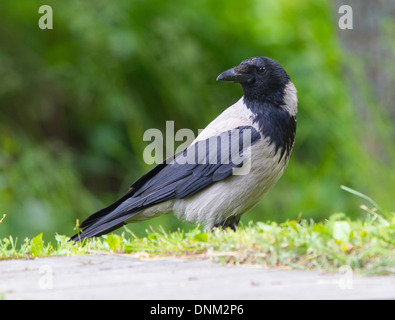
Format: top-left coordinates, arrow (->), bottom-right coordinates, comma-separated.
70,56 -> 297,241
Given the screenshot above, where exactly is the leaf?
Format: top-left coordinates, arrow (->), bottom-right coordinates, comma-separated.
106,234 -> 122,251
55,234 -> 69,244
329,213 -> 347,221
333,221 -> 351,242
30,233 -> 44,256
340,185 -> 381,209
193,232 -> 208,242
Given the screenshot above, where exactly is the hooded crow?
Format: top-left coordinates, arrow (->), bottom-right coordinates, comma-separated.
70,56 -> 297,241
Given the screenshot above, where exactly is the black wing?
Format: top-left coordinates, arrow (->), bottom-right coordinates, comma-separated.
71,126 -> 260,241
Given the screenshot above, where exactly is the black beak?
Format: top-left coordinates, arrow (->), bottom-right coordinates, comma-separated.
216,67 -> 252,83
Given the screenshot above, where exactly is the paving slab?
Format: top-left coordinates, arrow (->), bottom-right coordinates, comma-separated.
0,255 -> 394,300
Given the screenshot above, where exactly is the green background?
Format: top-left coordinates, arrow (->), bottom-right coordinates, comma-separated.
0,0 -> 394,241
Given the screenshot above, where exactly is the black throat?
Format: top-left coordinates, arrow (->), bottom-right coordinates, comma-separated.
243,93 -> 296,161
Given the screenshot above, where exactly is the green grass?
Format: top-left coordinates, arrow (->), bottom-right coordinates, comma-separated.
1,199 -> 394,276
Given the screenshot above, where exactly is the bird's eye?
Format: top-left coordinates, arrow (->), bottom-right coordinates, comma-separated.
258,66 -> 266,72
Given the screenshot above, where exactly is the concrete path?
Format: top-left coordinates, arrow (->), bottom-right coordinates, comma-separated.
0,255 -> 394,300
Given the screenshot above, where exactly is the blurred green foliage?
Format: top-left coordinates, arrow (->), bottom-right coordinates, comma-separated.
0,0 -> 394,241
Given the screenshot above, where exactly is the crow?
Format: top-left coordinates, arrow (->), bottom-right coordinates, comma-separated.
70,57 -> 297,241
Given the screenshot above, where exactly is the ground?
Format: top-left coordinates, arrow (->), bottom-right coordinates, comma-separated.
1,254 -> 394,300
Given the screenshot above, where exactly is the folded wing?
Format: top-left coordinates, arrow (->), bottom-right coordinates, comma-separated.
70,126 -> 260,241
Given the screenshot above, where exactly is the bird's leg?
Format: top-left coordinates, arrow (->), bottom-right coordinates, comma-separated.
213,216 -> 241,231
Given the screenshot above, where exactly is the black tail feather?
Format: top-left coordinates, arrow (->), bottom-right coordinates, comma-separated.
70,190 -> 139,242
78,190 -> 136,231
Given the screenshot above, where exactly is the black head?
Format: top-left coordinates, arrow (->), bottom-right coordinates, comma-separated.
217,57 -> 290,103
